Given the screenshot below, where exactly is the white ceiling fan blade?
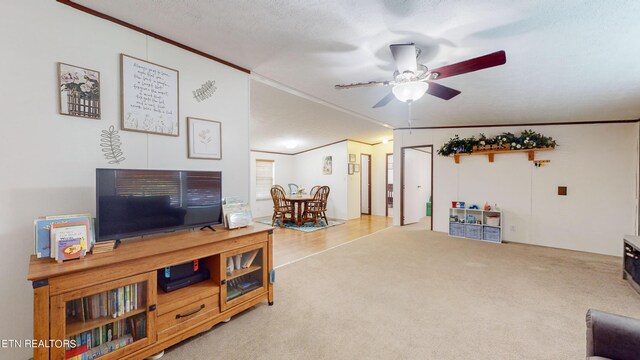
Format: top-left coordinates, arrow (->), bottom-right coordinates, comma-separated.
372,92 -> 395,108
390,43 -> 417,74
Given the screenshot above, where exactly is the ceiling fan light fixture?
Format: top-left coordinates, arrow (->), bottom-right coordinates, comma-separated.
392,81 -> 429,102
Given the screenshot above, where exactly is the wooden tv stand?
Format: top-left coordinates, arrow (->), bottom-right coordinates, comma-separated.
27,224 -> 274,360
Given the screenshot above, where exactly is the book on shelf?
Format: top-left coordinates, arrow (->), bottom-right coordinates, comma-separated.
237,278 -> 260,291
241,249 -> 259,268
227,286 -> 242,299
51,221 -> 88,262
34,214 -> 95,259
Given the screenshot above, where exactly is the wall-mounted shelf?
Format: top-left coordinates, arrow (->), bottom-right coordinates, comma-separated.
452,148 -> 553,164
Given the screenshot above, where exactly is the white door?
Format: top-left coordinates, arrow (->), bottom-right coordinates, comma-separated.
361,154 -> 370,214
403,149 -> 430,225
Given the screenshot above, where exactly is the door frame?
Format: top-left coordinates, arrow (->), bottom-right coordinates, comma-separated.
385,152 -> 393,217
360,153 -> 372,215
400,145 -> 434,229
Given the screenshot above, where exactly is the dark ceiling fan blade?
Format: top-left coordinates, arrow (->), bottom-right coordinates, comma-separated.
373,92 -> 395,108
430,50 -> 506,80
335,81 -> 390,90
426,82 -> 461,100
390,43 -> 417,74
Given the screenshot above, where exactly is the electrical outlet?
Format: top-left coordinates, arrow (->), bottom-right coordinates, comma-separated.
510,225 -> 516,232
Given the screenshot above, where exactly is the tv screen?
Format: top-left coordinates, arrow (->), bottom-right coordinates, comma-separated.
96,169 -> 222,241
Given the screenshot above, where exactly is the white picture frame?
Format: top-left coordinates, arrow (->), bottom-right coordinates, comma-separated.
188,117 -> 222,160
349,153 -> 356,163
121,54 -> 179,136
323,156 -> 332,175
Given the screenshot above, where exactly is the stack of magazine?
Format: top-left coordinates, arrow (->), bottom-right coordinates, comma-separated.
222,197 -> 253,229
34,213 -> 95,261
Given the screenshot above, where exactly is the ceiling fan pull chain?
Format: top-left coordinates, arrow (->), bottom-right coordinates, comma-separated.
408,100 -> 413,134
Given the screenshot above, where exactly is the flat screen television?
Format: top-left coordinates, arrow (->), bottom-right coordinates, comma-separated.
96,168 -> 222,241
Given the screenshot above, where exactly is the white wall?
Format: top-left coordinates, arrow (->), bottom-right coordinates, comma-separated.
371,142 -> 394,216
293,142 -> 349,220
393,123 -> 638,256
0,1 -> 250,357
250,151 -> 295,218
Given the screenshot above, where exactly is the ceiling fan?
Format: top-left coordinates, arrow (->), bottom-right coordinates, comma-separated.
335,43 -> 506,108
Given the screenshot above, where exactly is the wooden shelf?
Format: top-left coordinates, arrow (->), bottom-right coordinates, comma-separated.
66,308 -> 146,337
452,147 -> 553,164
226,265 -> 262,281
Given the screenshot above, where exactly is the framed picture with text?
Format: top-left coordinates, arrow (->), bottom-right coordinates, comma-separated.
188,117 -> 222,160
121,54 -> 179,136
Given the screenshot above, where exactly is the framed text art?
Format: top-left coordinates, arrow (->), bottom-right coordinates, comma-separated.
188,117 -> 222,160
121,54 -> 179,136
58,63 -> 101,119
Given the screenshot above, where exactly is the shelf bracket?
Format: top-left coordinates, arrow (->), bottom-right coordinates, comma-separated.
454,154 -> 460,164
487,153 -> 495,163
528,150 -> 535,161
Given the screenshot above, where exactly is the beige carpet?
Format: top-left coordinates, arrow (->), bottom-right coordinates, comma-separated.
162,224 -> 640,359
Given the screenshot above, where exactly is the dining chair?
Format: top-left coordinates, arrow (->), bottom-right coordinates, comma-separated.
270,186 -> 293,228
288,183 -> 299,194
302,186 -> 330,226
318,186 -> 330,225
310,185 -> 321,198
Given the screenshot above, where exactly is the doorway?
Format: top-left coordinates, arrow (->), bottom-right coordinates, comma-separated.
400,145 -> 433,229
385,153 -> 393,217
360,153 -> 371,215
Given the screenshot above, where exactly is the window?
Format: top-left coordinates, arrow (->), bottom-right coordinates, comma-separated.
256,159 -> 275,201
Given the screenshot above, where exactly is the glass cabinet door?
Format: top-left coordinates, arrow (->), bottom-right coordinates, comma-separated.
220,243 -> 268,311
50,272 -> 157,360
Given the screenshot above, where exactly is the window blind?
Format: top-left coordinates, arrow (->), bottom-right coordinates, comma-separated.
115,170 -> 181,206
256,159 -> 275,201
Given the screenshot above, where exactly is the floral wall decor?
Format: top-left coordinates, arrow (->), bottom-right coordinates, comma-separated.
58,63 -> 100,119
437,130 -> 557,156
187,117 -> 222,160
193,80 -> 216,102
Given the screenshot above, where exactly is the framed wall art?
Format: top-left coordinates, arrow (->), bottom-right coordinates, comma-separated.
348,163 -> 355,175
121,54 -> 179,136
323,156 -> 332,175
349,153 -> 356,163
58,63 -> 101,119
188,117 -> 222,160
354,164 -> 360,173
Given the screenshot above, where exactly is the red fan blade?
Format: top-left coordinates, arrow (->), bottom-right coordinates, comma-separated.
430,51 -> 506,80
373,92 -> 395,108
426,82 -> 461,100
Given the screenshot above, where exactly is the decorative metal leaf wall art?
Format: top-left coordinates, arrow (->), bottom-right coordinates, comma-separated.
100,125 -> 126,164
193,80 -> 217,102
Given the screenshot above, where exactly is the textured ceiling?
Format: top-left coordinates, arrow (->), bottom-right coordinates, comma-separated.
74,0 -> 640,144
251,79 -> 392,154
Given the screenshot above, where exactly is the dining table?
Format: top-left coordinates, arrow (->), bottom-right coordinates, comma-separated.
284,194 -> 314,225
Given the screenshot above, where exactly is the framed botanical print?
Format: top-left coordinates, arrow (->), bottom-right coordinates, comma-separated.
121,54 -> 179,136
323,156 -> 332,175
58,63 -> 101,119
188,117 -> 222,159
